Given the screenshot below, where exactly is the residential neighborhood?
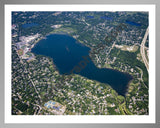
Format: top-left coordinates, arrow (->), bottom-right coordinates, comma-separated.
12,11 -> 149,115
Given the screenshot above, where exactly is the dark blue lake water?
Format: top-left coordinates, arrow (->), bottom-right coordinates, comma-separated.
22,23 -> 39,28
125,20 -> 141,26
101,16 -> 112,20
87,16 -> 94,19
31,34 -> 132,96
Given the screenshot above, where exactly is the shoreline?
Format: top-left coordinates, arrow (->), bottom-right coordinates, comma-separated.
31,31 -> 134,97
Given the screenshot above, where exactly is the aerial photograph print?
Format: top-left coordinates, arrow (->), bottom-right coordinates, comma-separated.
11,11 -> 149,115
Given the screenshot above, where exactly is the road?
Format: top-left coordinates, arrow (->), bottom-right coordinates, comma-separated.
15,46 -> 43,114
106,41 -> 116,57
136,66 -> 148,89
140,27 -> 149,73
29,77 -> 42,103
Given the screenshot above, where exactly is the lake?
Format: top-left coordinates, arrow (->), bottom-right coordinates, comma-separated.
125,20 -> 141,26
31,34 -> 133,96
22,23 -> 39,28
101,16 -> 113,20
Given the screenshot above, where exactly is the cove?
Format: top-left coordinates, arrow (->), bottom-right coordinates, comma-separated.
31,34 -> 133,96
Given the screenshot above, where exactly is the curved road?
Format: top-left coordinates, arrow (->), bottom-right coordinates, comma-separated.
140,27 -> 149,73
